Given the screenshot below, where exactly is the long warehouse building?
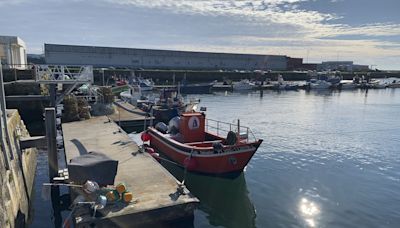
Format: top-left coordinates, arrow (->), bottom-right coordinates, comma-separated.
44,44 -> 292,70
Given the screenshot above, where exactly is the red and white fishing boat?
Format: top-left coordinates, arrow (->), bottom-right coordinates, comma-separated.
145,112 -> 263,174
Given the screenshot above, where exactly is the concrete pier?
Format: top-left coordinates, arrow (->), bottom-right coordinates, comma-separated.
0,110 -> 37,227
62,116 -> 199,227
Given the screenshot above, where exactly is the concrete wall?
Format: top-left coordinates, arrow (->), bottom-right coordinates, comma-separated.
0,36 -> 28,70
45,44 -> 288,70
0,110 -> 37,227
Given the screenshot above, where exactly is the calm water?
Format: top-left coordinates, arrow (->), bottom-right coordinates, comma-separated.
31,89 -> 400,227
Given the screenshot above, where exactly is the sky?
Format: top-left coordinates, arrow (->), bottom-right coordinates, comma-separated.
0,0 -> 399,70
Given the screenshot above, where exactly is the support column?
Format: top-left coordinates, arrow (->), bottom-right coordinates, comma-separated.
45,108 -> 58,182
45,107 -> 62,227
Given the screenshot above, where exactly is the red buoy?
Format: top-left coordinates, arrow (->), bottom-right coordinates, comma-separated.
141,132 -> 151,141
183,157 -> 197,171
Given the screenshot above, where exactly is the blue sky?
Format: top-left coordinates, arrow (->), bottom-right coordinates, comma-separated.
0,0 -> 399,69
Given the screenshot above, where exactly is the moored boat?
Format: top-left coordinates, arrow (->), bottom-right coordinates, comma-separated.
340,81 -> 357,90
388,79 -> 400,88
271,74 -> 299,90
120,84 -> 151,106
130,77 -> 154,91
233,79 -> 256,91
308,79 -> 332,90
368,79 -> 387,89
146,112 -> 263,174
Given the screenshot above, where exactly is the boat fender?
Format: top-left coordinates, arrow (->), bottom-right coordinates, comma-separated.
226,131 -> 237,145
150,152 -> 161,162
141,132 -> 151,141
213,142 -> 223,154
168,116 -> 181,134
183,157 -> 197,171
145,147 -> 155,154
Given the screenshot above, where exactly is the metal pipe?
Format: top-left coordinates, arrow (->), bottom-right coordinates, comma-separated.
0,59 -> 12,169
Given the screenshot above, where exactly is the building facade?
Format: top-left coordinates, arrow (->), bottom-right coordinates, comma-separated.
318,61 -> 369,72
45,44 -> 289,70
0,36 -> 28,69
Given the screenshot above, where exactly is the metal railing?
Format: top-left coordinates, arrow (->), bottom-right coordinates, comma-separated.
205,118 -> 257,143
35,65 -> 94,84
0,63 -> 35,70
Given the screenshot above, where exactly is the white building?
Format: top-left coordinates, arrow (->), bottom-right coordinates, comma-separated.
0,36 -> 28,69
318,61 -> 369,72
45,44 -> 288,71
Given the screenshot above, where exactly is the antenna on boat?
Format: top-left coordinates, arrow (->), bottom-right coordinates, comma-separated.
150,108 -> 154,127
237,119 -> 240,139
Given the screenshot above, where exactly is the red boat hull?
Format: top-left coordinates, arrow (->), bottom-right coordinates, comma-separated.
148,129 -> 262,174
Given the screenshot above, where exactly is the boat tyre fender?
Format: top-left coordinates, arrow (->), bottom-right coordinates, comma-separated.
155,122 -> 168,134
226,131 -> 237,145
213,142 -> 223,154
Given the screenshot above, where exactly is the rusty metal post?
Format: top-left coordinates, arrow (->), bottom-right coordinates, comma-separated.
45,108 -> 58,182
0,59 -> 12,168
45,107 -> 62,227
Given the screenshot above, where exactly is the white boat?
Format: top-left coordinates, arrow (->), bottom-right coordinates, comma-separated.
136,78 -> 154,91
388,79 -> 400,88
120,85 -> 152,106
308,79 -> 332,90
368,79 -> 387,89
340,81 -> 357,90
233,79 -> 256,91
272,74 -> 299,90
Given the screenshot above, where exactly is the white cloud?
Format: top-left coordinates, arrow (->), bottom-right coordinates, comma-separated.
0,0 -> 27,6
1,0 -> 399,69
100,0 -> 400,69
103,0 -> 400,39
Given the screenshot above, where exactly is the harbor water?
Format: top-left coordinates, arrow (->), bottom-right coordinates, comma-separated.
31,89 -> 400,227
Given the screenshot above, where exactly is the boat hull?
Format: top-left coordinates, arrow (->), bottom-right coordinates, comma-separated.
148,129 -> 262,174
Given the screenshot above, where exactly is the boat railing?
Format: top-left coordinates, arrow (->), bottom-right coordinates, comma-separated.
205,118 -> 257,143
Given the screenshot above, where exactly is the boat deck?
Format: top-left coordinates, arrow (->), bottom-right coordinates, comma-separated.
62,116 -> 199,227
109,99 -> 154,130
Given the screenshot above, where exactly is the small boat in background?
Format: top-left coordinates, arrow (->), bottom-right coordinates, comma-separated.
388,79 -> 400,88
120,85 -> 150,106
131,77 -> 154,91
308,79 -> 332,90
340,81 -> 357,90
271,74 -> 299,90
149,88 -> 200,123
368,79 -> 387,89
233,79 -> 256,91
306,72 -> 338,90
147,112 -> 263,174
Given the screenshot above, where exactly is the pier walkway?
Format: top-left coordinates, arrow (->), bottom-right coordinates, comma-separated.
62,116 -> 199,227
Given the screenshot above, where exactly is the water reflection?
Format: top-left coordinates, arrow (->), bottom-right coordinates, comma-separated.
298,197 -> 320,227
161,160 -> 256,228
